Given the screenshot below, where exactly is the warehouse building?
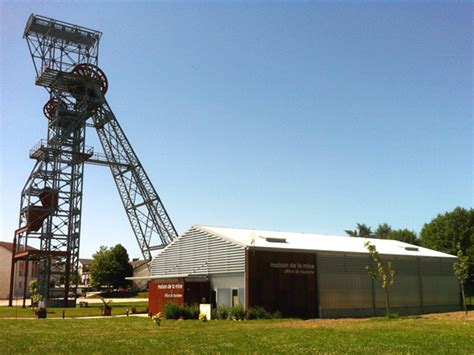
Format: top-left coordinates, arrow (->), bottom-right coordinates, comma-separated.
145,225 -> 460,318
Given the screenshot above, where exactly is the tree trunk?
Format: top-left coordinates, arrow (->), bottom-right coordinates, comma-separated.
461,284 -> 467,316
384,288 -> 390,317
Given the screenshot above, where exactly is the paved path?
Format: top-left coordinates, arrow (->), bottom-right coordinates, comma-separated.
0,298 -> 148,307
76,297 -> 148,304
1,313 -> 149,320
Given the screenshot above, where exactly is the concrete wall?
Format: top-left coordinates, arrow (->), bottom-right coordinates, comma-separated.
0,247 -> 11,299
210,272 -> 245,308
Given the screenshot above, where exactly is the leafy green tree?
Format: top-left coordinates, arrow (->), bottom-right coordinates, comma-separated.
365,241 -> 396,317
90,246 -> 114,289
345,223 -> 372,238
110,244 -> 134,288
389,229 -> 419,245
453,244 -> 470,316
375,223 -> 392,239
59,271 -> 80,286
90,244 -> 133,289
420,207 -> 474,291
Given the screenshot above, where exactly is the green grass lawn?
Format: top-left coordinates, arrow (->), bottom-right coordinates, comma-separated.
0,315 -> 472,353
0,301 -> 148,318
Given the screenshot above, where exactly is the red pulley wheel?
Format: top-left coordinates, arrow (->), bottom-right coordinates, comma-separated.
43,98 -> 67,119
71,63 -> 108,95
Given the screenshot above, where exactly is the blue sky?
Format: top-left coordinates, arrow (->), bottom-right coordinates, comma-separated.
0,1 -> 472,259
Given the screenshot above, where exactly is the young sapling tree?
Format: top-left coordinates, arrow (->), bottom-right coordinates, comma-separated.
453,244 -> 470,316
365,241 -> 396,317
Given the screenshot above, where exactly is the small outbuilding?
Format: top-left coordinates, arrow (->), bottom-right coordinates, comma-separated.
145,225 -> 460,318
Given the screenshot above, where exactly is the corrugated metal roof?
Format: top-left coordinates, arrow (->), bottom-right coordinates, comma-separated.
194,225 -> 455,258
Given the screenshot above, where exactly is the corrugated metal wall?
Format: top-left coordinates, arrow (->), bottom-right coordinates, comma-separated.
150,227 -> 246,276
420,258 -> 459,313
372,256 -> 422,316
318,253 -> 374,317
318,252 -> 460,318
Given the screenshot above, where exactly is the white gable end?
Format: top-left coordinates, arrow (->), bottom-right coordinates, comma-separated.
150,226 -> 245,276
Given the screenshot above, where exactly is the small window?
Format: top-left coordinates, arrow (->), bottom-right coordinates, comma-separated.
405,246 -> 419,252
232,289 -> 239,306
265,237 -> 287,243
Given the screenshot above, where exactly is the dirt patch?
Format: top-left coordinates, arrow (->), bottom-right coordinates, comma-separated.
418,311 -> 473,320
274,318 -> 366,329
273,311 -> 473,328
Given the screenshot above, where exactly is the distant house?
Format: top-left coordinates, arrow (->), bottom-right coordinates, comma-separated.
78,258 -> 93,287
0,241 -> 39,299
130,259 -> 149,291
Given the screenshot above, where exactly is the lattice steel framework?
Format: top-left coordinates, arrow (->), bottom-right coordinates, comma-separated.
9,14 -> 177,307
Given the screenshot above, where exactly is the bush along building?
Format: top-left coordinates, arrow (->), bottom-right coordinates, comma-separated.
142,225 -> 460,318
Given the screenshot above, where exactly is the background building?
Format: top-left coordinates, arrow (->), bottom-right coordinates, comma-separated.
130,259 -> 149,291
78,258 -> 93,287
146,225 -> 460,318
0,241 -> 39,300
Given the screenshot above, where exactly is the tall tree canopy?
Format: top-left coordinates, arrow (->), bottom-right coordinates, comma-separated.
90,244 -> 134,289
420,207 -> 473,255
389,229 -> 418,245
345,223 -> 372,238
346,223 -> 420,245
375,223 -> 392,239
420,207 -> 473,290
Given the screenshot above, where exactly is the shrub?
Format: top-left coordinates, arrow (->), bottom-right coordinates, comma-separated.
387,312 -> 399,319
184,304 -> 199,320
246,306 -> 271,320
216,305 -> 230,320
164,303 -> 200,320
229,304 -> 245,320
211,308 -> 218,320
164,302 -> 183,320
271,310 -> 282,319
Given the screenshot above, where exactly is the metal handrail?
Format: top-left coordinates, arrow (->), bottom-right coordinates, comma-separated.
88,151 -> 128,166
30,139 -> 94,156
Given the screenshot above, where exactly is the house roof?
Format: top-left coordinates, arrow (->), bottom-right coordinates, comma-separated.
131,259 -> 148,269
0,241 -> 37,252
194,225 -> 455,259
0,241 -> 14,252
79,258 -> 94,265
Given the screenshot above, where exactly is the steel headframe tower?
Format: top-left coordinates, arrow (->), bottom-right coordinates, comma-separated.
9,14 -> 178,307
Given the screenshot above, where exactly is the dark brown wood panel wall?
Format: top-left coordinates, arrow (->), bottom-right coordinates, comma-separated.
247,249 -> 318,318
184,281 -> 210,305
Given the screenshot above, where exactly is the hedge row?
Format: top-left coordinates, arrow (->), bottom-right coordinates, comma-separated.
163,303 -> 280,320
